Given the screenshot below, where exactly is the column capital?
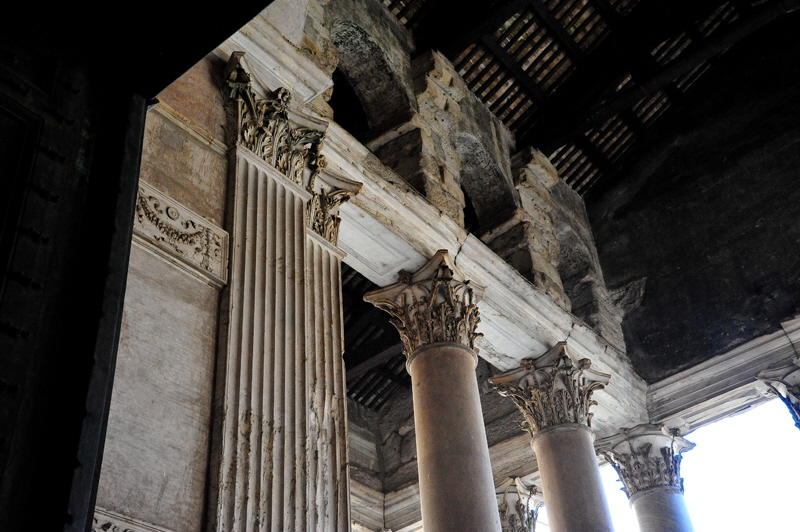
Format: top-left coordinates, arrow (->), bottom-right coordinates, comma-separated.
757,357 -> 800,429
497,477 -> 543,532
363,250 -> 484,357
597,424 -> 695,500
490,343 -> 610,435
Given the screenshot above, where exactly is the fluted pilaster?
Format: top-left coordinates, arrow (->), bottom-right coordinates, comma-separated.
211,52 -> 360,532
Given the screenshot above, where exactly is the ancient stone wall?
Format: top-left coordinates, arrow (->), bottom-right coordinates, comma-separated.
95,56 -> 228,532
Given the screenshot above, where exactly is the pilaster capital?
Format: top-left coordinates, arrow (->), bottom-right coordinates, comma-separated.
597,424 -> 695,499
307,170 -> 362,245
490,343 -> 610,435
497,477 -> 544,532
223,52 -> 326,188
363,250 -> 483,357
757,357 -> 800,429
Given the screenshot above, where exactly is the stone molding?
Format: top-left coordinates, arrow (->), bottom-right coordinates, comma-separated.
757,357 -> 800,429
133,180 -> 229,287
597,424 -> 695,499
363,249 -> 483,358
92,507 -> 174,532
490,342 -> 610,435
497,477 -> 543,532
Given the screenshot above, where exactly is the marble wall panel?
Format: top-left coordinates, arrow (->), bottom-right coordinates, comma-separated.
139,109 -> 227,226
157,55 -> 228,143
96,245 -> 219,532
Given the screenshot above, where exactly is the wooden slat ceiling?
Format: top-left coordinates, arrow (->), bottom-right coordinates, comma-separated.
382,0 -> 784,194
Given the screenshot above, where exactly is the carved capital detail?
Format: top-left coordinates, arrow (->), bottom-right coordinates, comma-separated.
497,477 -> 543,532
597,424 -> 695,499
363,250 -> 483,357
133,181 -> 229,286
757,358 -> 800,430
490,343 -> 610,435
306,170 -> 362,246
223,52 -> 325,187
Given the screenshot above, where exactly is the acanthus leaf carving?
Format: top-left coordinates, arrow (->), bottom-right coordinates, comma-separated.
490,343 -> 610,435
305,163 -> 362,245
223,51 -> 325,187
497,477 -> 543,532
597,424 -> 695,499
363,250 -> 483,357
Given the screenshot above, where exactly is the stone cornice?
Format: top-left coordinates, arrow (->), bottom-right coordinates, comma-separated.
757,356 -> 800,429
363,250 -> 483,357
597,424 -> 695,499
490,343 -> 610,435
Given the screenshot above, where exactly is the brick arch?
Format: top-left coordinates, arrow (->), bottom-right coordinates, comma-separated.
455,133 -> 517,232
331,21 -> 415,137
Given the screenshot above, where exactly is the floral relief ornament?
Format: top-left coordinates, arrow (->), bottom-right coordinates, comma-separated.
135,186 -> 224,277
597,424 -> 695,498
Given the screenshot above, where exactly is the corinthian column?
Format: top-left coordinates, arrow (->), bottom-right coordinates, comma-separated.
210,52 -> 360,532
497,477 -> 543,532
757,358 -> 800,430
598,425 -> 695,532
364,250 -> 502,532
490,343 -> 613,532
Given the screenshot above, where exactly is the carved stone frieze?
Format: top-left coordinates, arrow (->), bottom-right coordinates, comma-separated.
757,357 -> 800,430
363,249 -> 483,357
490,343 -> 610,435
597,424 -> 695,499
497,477 -> 543,532
93,507 -> 174,532
223,52 -> 325,187
133,181 -> 229,286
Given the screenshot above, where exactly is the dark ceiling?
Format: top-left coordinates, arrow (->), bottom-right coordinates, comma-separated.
343,0 -> 800,405
381,0 -> 798,193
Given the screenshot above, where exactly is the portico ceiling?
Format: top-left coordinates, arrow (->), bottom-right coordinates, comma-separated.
381,0 -> 796,194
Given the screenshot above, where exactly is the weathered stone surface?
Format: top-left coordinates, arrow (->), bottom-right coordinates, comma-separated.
96,245 -> 218,532
139,109 -> 227,226
157,55 -> 228,143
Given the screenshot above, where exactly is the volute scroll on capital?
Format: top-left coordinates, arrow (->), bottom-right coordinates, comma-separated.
596,423 -> 695,499
363,250 -> 484,358
489,342 -> 610,435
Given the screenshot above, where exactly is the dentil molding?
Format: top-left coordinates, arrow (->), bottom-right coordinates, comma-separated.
93,507 -> 174,532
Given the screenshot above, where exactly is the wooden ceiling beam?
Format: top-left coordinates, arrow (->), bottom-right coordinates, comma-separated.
480,36 -> 547,104
525,0 -> 584,60
567,2 -> 795,145
516,0 -> 732,149
412,0 -> 529,57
